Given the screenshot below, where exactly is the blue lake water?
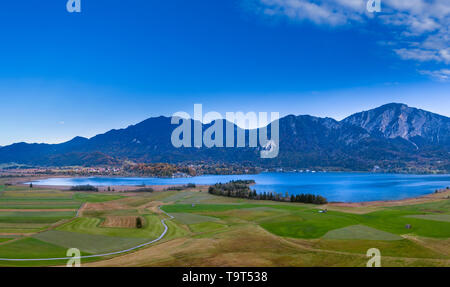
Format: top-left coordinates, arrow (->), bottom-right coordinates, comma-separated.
31,172 -> 450,203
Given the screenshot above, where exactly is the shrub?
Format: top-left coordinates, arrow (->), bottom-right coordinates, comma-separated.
166,186 -> 184,191
136,217 -> 143,228
165,184 -> 196,191
130,187 -> 154,193
70,185 -> 99,192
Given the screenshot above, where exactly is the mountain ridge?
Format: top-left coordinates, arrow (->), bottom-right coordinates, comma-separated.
1,103 -> 449,172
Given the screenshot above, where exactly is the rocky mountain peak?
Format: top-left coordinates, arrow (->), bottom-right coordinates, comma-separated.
342,103 -> 450,146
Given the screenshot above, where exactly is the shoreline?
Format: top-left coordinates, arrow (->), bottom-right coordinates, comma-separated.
5,173 -> 450,206
21,183 -> 450,208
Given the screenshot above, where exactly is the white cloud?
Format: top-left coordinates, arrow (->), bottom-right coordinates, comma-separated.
394,48 -> 442,62
419,69 -> 450,81
335,0 -> 365,10
257,0 -> 365,25
387,0 -> 426,13
250,0 -> 450,70
378,1 -> 449,66
440,48 -> 450,63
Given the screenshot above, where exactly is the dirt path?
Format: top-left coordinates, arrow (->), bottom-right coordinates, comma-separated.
139,201 -> 166,214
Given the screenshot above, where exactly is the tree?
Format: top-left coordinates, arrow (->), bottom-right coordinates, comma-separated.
136,217 -> 143,228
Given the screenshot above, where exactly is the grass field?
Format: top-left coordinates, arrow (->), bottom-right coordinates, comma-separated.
0,182 -> 449,267
406,214 -> 450,223
0,211 -> 75,224
189,222 -> 226,233
322,225 -> 403,240
34,230 -> 146,254
56,215 -> 164,238
0,238 -> 13,244
0,237 -> 78,259
0,184 -> 129,266
170,213 -> 220,225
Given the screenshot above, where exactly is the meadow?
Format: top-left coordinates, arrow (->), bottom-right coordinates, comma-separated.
0,181 -> 449,267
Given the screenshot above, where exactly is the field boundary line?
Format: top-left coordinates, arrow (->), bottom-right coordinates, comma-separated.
76,203 -> 86,217
0,206 -> 173,262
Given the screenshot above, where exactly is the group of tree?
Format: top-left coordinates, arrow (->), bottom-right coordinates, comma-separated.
129,187 -> 154,193
165,183 -> 196,191
208,180 -> 256,198
70,185 -> 99,192
289,193 -> 327,204
208,180 -> 327,205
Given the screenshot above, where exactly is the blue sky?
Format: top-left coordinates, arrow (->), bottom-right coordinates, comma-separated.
0,0 -> 448,145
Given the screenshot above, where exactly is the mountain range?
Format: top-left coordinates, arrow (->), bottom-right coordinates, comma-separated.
1,103 -> 449,172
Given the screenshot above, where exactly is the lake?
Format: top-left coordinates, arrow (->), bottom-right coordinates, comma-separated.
30,172 -> 450,203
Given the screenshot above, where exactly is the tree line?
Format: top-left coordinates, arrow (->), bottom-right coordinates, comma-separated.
70,185 -> 99,192
208,180 -> 327,205
165,183 -> 196,191
289,193 -> 327,204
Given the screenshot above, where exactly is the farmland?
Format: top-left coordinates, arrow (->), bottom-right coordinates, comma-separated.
0,181 -> 449,267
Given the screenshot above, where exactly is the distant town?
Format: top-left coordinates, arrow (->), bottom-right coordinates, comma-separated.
1,160 -> 445,180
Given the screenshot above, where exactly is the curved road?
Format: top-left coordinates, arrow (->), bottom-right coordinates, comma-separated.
0,207 -> 174,262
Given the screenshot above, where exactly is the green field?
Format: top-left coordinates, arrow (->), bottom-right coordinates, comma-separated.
170,213 -> 220,225
56,215 -> 164,238
0,238 -> 13,244
189,222 -> 226,233
161,202 -> 450,239
34,230 -> 146,254
406,214 -> 450,223
0,237 -> 77,259
0,211 -> 76,224
0,222 -> 50,233
0,185 -> 129,266
0,183 -> 449,267
72,193 -> 124,203
323,225 -> 403,240
0,202 -> 81,209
